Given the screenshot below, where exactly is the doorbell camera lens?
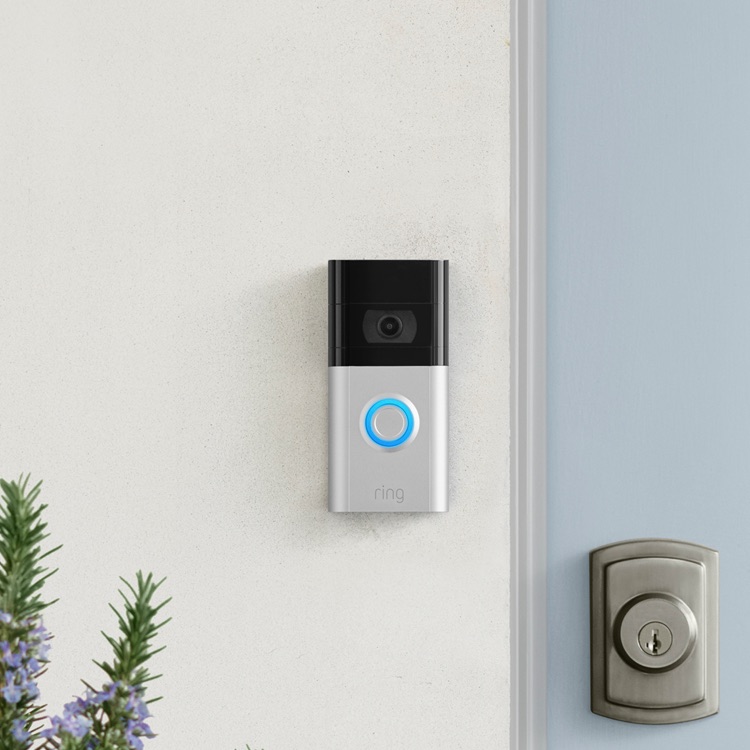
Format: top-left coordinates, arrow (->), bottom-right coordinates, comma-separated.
361,309 -> 418,345
377,315 -> 403,338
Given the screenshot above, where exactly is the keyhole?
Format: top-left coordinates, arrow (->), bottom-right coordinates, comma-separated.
646,628 -> 662,655
638,620 -> 673,657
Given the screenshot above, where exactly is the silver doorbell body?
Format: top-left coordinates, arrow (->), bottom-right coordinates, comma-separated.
328,260 -> 448,512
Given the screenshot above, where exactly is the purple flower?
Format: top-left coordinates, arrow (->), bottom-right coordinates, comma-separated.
44,680 -> 156,747
93,681 -> 120,704
11,718 -> 29,742
3,651 -> 22,669
43,711 -> 93,740
0,616 -> 50,719
2,683 -> 22,704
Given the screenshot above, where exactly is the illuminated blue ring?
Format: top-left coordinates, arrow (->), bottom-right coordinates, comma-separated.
364,398 -> 414,448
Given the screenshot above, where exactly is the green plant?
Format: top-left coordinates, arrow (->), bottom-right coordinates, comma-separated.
0,475 -> 261,750
0,476 -> 170,749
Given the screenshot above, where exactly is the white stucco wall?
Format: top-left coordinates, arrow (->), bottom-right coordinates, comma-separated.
0,2 -> 509,748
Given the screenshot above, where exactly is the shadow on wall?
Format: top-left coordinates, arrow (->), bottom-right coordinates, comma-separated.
236,263 -> 443,547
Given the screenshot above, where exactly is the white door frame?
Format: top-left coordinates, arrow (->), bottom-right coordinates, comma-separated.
510,0 -> 547,748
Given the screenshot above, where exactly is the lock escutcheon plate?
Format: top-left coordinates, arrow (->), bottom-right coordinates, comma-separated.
590,539 -> 719,724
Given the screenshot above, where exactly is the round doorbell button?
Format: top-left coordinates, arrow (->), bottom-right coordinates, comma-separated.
372,406 -> 407,441
361,395 -> 419,450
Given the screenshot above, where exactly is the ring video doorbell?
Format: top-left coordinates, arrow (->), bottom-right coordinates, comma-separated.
328,260 -> 448,512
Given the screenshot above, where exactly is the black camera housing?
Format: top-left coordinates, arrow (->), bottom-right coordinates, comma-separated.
328,260 -> 448,366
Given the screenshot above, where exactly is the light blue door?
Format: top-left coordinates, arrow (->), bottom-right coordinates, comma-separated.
548,1 -> 750,746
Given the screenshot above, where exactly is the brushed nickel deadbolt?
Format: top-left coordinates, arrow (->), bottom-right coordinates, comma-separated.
590,539 -> 719,724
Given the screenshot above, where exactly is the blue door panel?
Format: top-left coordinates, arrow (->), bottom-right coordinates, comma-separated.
548,1 -> 750,746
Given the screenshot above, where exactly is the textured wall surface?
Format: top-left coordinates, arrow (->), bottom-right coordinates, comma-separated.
548,1 -> 750,747
0,3 -> 510,748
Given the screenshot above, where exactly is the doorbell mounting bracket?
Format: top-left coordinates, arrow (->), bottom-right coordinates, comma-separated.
590,538 -> 719,725
328,260 -> 448,512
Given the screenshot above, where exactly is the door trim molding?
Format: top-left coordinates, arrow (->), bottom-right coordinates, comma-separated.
510,0 -> 547,747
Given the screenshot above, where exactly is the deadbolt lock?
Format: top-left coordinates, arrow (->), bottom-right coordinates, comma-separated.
590,539 -> 719,725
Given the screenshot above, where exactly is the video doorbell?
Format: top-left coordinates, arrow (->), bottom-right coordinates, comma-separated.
328,260 -> 448,512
